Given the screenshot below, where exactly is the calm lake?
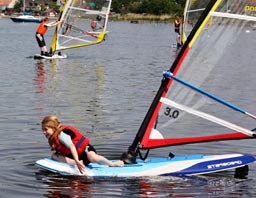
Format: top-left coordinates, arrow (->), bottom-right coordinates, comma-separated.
0,17 -> 256,197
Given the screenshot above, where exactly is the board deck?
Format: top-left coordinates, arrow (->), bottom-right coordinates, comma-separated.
34,54 -> 67,60
36,153 -> 255,177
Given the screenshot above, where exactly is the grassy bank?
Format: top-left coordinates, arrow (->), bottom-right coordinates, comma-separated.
2,13 -> 175,23
110,13 -> 175,23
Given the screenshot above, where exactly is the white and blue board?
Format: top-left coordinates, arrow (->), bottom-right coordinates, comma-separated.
34,54 -> 67,60
36,153 -> 255,177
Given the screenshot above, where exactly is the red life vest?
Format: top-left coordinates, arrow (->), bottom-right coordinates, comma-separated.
91,20 -> 96,30
174,19 -> 180,31
36,21 -> 48,35
53,125 -> 90,156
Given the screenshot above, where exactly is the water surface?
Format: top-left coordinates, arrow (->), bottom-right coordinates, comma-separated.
0,18 -> 256,197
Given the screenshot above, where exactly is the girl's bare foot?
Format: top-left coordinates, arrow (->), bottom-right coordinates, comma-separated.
111,160 -> 124,167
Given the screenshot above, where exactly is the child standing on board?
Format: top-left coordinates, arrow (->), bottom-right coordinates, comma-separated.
35,17 -> 62,56
41,115 -> 124,174
173,15 -> 182,49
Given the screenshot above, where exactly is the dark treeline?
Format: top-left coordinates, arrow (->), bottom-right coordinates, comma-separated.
12,0 -> 186,17
111,0 -> 186,16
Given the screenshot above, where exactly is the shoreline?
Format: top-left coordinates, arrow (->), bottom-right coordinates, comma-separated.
110,13 -> 174,23
2,13 -> 175,23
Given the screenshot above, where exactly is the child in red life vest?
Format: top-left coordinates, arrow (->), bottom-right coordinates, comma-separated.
41,115 -> 124,174
35,17 -> 62,56
173,15 -> 182,49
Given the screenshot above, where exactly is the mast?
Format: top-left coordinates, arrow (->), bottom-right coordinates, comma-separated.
23,0 -> 25,13
181,0 -> 190,44
120,0 -> 221,163
50,0 -> 69,55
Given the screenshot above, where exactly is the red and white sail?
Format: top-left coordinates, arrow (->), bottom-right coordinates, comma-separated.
129,0 -> 256,155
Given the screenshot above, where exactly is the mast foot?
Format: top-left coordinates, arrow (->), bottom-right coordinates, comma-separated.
120,150 -> 137,164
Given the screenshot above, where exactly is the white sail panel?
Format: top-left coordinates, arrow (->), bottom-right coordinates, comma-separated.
51,0 -> 112,54
140,0 -> 256,149
182,0 -> 210,43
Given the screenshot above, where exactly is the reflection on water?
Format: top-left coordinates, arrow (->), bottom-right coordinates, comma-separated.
34,59 -> 48,120
33,58 -> 105,123
34,171 -> 251,198
34,60 -> 47,95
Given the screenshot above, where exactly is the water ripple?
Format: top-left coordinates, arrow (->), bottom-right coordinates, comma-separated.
0,18 -> 256,197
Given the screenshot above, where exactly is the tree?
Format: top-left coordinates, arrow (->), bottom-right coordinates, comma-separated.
13,0 -> 22,12
111,0 -> 185,16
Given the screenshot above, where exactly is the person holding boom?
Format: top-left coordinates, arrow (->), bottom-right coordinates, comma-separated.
35,17 -> 62,56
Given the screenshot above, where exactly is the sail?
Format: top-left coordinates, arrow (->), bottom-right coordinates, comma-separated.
182,0 -> 222,45
50,0 -> 112,54
127,0 -> 256,157
182,0 -> 208,44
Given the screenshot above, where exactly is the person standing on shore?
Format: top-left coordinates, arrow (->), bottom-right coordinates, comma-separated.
35,17 -> 62,56
173,16 -> 182,49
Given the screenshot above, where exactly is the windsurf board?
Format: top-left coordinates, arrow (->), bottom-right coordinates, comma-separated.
34,54 -> 67,60
36,153 -> 255,177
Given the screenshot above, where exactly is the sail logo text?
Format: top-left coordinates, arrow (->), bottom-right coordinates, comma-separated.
244,5 -> 256,12
207,161 -> 242,169
164,107 -> 179,119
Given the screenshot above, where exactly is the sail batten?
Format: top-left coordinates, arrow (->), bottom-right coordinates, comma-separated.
210,11 -> 256,21
163,71 -> 256,121
160,97 -> 255,137
68,6 -> 106,14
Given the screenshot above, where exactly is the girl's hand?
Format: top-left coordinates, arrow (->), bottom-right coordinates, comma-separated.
76,160 -> 85,174
69,144 -> 84,173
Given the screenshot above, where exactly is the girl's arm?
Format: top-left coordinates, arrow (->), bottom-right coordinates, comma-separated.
59,132 -> 85,173
47,20 -> 63,27
69,144 -> 85,173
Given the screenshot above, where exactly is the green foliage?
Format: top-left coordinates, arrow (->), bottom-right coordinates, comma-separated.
49,2 -> 60,13
12,0 -> 186,17
12,0 -> 60,13
111,0 -> 186,16
13,0 -> 22,12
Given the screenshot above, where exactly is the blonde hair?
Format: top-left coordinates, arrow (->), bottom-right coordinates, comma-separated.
41,115 -> 62,150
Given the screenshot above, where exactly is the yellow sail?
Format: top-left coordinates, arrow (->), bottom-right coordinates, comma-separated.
50,0 -> 112,55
